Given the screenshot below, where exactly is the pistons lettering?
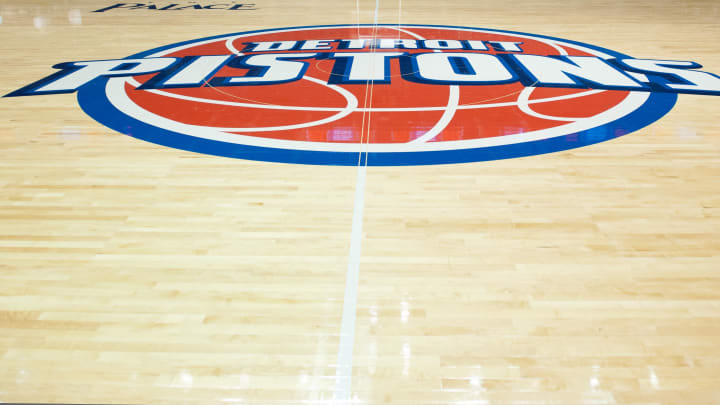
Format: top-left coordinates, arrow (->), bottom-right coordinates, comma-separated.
5,38 -> 720,97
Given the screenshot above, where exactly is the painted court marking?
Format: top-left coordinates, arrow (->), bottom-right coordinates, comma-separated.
333,2 -> 380,403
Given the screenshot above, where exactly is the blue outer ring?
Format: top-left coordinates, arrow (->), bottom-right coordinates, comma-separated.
77,24 -> 678,166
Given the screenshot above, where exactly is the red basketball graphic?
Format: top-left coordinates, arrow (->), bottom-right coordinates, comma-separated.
9,25 -> 686,165
121,26 -> 627,144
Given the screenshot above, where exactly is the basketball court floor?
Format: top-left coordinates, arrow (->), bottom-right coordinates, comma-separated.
1,1 -> 719,404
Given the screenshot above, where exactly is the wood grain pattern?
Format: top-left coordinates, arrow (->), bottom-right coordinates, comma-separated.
0,0 -> 719,404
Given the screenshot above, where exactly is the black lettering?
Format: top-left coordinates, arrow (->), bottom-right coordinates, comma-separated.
203,4 -> 231,9
92,3 -> 144,12
229,4 -> 256,10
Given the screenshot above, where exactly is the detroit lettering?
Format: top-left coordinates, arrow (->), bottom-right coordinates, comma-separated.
6,38 -> 720,97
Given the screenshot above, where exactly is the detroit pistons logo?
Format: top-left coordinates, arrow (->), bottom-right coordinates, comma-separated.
6,25 -> 720,165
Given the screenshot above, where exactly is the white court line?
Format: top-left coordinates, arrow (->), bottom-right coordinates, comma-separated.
333,163 -> 366,404
333,1 -> 380,402
374,0 -> 380,25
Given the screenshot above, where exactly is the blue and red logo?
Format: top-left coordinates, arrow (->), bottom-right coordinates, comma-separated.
6,25 -> 720,165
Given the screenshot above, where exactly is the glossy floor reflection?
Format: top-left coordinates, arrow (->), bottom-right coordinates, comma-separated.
1,0 -> 720,404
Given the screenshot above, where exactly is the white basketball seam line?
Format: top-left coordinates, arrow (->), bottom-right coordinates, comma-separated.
392,27 -> 461,144
517,87 -> 604,121
203,40 -> 361,132
125,77 -> 606,112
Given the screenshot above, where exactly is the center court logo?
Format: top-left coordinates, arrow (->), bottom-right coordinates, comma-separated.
6,24 -> 720,165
